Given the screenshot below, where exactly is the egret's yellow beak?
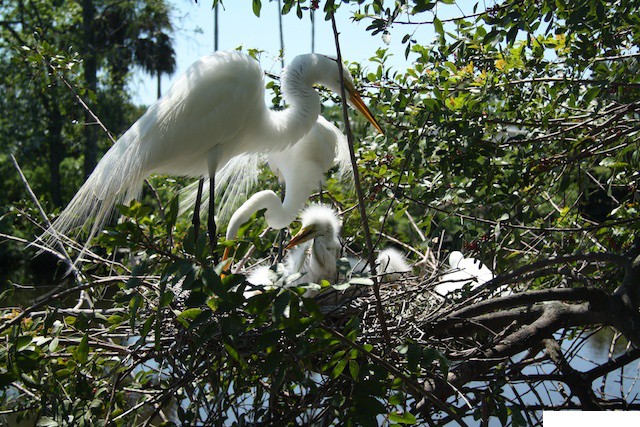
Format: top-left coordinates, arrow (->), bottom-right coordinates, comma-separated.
285,224 -> 318,249
222,246 -> 233,262
349,90 -> 384,135
220,246 -> 234,278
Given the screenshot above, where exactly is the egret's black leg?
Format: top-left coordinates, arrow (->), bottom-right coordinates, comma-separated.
207,174 -> 218,262
276,186 -> 286,262
193,178 -> 205,242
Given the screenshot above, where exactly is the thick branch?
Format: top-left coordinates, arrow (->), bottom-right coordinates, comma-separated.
543,338 -> 602,409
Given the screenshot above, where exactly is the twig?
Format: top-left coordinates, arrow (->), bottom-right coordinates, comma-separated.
0,281 -> 101,334
330,14 -> 390,346
320,325 -> 468,426
10,155 -> 92,308
405,210 -> 426,242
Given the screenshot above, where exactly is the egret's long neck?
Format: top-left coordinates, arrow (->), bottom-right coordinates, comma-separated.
265,55 -> 325,148
311,234 -> 340,269
226,190 -> 286,240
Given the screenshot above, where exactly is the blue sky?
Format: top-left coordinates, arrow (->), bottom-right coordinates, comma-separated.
131,0 -> 439,105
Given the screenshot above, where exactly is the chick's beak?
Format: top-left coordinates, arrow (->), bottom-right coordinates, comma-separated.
285,224 -> 318,249
349,90 -> 384,135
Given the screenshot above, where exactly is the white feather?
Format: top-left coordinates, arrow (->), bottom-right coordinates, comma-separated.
375,248 -> 411,281
223,117 -> 351,239
40,51 -> 380,260
435,251 -> 494,296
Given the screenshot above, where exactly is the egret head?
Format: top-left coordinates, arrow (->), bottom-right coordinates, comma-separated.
285,204 -> 341,249
314,55 -> 385,135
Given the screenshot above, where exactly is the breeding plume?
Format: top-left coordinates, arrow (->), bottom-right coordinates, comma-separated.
44,51 -> 382,256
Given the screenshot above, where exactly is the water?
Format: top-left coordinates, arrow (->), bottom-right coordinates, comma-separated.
447,327 -> 640,426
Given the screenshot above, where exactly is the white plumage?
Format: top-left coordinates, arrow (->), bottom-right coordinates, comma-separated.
223,116 -> 350,241
43,51 -> 382,256
434,250 -> 494,296
245,205 -> 411,299
375,247 -> 411,281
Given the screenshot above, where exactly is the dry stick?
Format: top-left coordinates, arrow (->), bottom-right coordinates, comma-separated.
0,281 -> 100,334
10,155 -> 92,309
330,15 -> 390,346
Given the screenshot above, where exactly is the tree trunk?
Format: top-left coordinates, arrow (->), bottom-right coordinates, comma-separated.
82,0 -> 98,178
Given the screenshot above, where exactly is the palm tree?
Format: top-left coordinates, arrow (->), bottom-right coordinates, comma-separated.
82,0 -> 176,176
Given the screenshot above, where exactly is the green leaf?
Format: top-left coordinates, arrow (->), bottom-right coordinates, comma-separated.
349,360 -> 360,379
389,393 -> 404,406
272,291 -> 291,320
0,372 -> 17,387
159,290 -> 174,307
140,316 -> 154,339
252,0 -> 261,17
36,416 -> 59,427
130,293 -> 142,329
388,411 -> 417,424
165,194 -> 180,230
433,17 -> 444,37
224,342 -> 241,362
203,267 -> 225,295
54,368 -> 73,379
16,335 -> 32,351
332,357 -> 348,379
412,0 -> 435,13
185,290 -> 208,307
107,314 -> 124,325
76,334 -> 89,364
178,308 -> 203,321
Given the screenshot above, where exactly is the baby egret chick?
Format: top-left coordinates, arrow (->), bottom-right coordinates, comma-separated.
375,248 -> 411,281
284,204 -> 342,288
244,207 -> 412,301
434,251 -> 494,296
243,203 -> 340,298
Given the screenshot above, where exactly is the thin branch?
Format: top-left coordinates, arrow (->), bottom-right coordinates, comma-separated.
330,14 -> 390,347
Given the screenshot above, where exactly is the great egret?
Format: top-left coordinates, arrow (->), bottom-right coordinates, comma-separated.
43,51 -> 382,257
434,250 -> 494,296
223,116 -> 350,247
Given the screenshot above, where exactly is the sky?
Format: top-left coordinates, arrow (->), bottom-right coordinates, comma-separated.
131,0 -> 439,105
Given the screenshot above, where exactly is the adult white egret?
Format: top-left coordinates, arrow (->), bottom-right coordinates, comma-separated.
43,51 -> 383,257
434,250 -> 494,296
223,116 -> 350,248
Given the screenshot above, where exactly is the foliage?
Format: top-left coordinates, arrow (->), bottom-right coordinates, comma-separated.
0,0 -> 174,285
3,0 -> 640,425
